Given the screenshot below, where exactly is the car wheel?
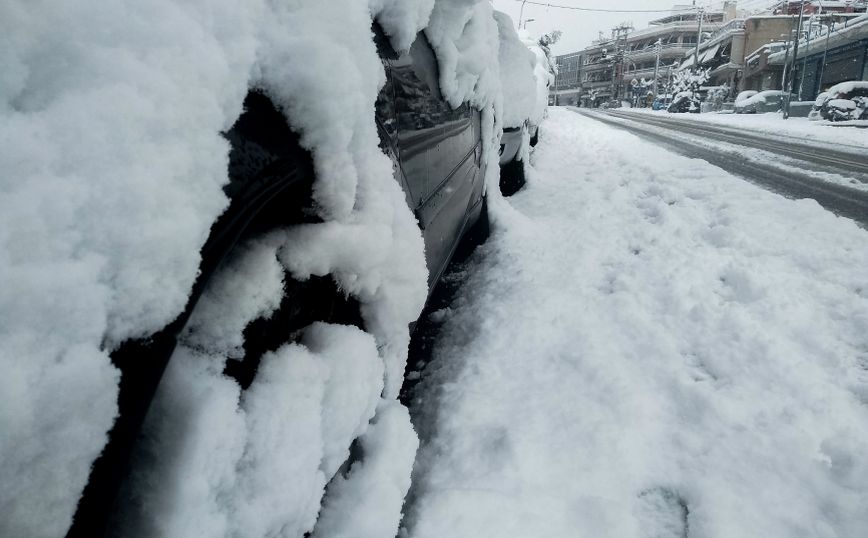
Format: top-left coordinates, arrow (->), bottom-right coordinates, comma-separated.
500,156 -> 526,197
70,91 -> 363,536
529,127 -> 539,148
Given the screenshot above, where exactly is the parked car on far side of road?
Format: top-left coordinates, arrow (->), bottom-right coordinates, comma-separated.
819,81 -> 868,121
808,91 -> 830,120
734,90 -> 758,105
668,91 -> 699,113
734,90 -> 795,114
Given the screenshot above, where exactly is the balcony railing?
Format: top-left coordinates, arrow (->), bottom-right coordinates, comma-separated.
622,67 -> 659,79
583,59 -> 616,69
703,19 -> 746,48
626,43 -> 694,60
628,20 -> 722,41
582,78 -> 613,85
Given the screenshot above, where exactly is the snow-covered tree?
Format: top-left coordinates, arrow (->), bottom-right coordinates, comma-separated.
537,30 -> 562,74
706,83 -> 730,111
671,67 -> 710,95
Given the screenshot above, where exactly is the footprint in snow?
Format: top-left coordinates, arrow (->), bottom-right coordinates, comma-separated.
634,487 -> 690,538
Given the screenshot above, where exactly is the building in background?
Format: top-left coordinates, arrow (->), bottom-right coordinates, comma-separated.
685,1 -> 867,94
623,6 -> 727,97
742,41 -> 790,91
553,51 -> 582,105
685,15 -> 793,90
547,1 -> 868,107
774,0 -> 867,15
768,13 -> 868,100
551,4 -> 730,107
578,36 -> 616,106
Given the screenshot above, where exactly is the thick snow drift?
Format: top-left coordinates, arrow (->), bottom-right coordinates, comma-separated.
405,108 -> 868,538
0,3 -> 255,534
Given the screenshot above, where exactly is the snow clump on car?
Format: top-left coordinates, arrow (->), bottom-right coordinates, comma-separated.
0,0 -> 510,536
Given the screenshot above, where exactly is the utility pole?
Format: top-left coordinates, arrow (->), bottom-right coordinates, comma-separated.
798,15 -> 814,100
609,23 -> 632,103
780,31 -> 792,94
518,0 -> 527,30
554,66 -> 559,105
667,64 -> 674,101
817,18 -> 834,93
693,7 -> 705,70
784,1 -> 806,119
653,39 -> 662,98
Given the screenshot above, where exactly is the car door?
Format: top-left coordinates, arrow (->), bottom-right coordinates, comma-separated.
389,32 -> 482,289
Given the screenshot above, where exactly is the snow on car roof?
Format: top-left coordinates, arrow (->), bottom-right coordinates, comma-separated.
828,80 -> 868,96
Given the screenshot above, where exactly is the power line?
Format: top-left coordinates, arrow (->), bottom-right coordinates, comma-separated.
515,0 -> 783,15
514,0 -> 700,13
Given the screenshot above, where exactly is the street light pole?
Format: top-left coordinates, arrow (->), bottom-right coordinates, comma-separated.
780,31 -> 792,94
817,17 -> 834,93
693,7 -> 705,69
653,39 -> 662,98
798,15 -> 814,99
784,1 -> 805,119
518,0 -> 527,30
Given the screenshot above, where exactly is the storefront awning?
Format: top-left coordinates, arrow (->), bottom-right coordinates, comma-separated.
699,44 -> 721,65
679,55 -> 694,71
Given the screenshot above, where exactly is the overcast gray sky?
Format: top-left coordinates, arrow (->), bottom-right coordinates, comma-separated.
491,0 -> 686,54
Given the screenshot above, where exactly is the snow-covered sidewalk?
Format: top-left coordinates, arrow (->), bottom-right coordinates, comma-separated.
404,108 -> 868,538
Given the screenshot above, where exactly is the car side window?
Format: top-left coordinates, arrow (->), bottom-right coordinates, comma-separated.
390,33 -> 476,203
375,65 -> 397,142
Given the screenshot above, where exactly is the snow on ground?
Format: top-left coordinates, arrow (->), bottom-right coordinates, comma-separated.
405,107 -> 868,538
626,107 -> 868,151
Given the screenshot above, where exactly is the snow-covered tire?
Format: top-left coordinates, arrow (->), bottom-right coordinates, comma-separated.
500,157 -> 526,197
70,91 -> 361,536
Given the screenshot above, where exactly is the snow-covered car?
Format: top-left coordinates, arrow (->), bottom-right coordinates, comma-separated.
495,12 -> 548,196
808,91 -> 831,120
69,26 -> 489,535
3,3 -> 507,536
734,90 -> 794,114
734,90 -> 758,105
520,31 -> 555,148
498,124 -> 526,196
819,81 -> 868,121
499,125 -> 525,165
668,91 -> 699,113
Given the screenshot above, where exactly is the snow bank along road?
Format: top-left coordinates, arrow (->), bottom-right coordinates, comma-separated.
403,108 -> 868,538
575,108 -> 868,227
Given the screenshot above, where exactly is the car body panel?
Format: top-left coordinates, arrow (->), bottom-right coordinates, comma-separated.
499,125 -> 523,165
388,32 -> 485,291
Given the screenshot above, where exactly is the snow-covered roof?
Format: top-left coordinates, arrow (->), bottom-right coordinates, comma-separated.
768,13 -> 868,63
